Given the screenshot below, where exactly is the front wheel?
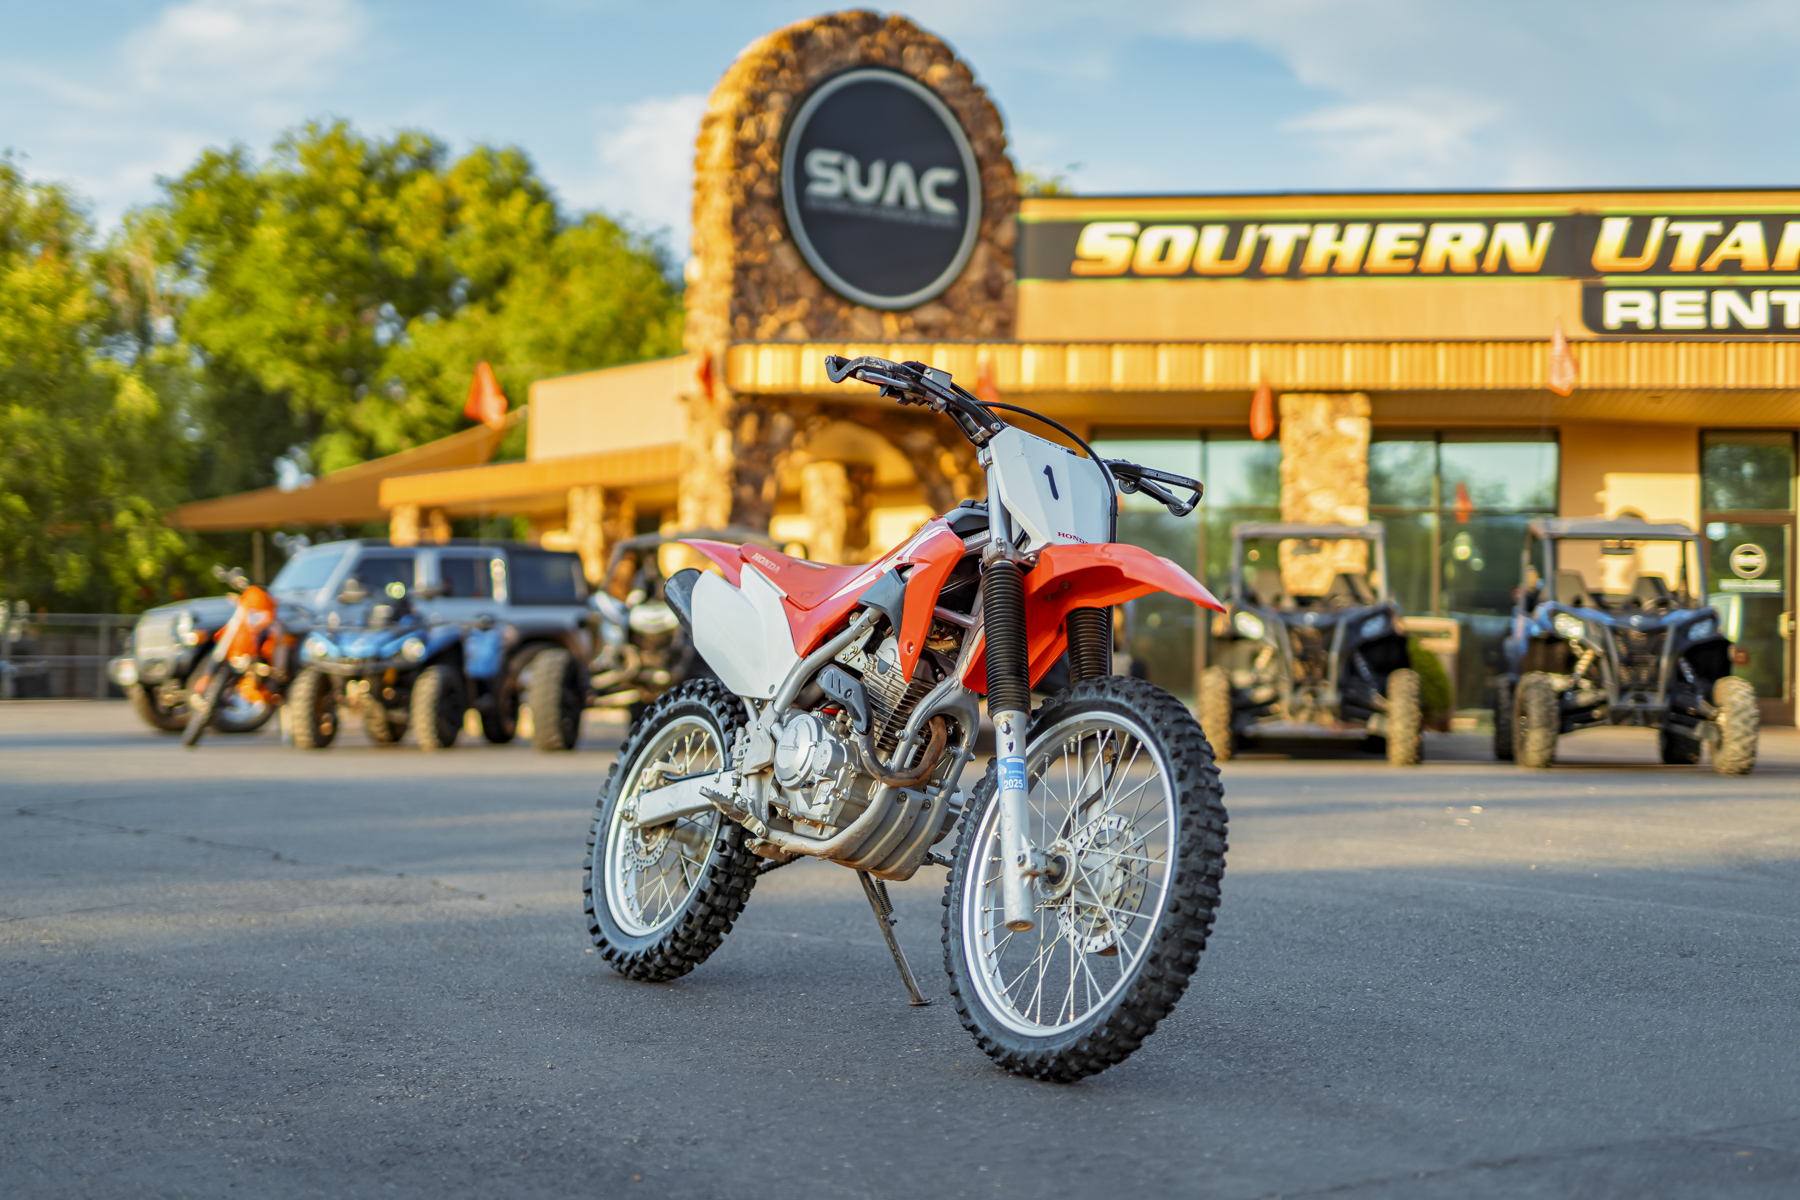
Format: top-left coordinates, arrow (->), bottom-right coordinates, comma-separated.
527,647 -> 585,751
411,663 -> 464,751
1514,671 -> 1560,769
128,682 -> 187,733
289,668 -> 338,750
1385,667 -> 1423,766
1712,676 -> 1758,775
942,676 -> 1228,1082
583,678 -> 759,981
1198,665 -> 1233,763
181,667 -> 234,747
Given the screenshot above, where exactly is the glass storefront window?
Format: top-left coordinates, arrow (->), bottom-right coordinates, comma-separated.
1703,431 -> 1795,512
1371,432 -> 1558,707
1092,430 -> 1280,700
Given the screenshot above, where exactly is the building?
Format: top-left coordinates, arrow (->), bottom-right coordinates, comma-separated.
181,11 -> 1800,724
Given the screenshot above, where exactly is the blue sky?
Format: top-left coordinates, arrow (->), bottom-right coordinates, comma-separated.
5,1 -> 1799,260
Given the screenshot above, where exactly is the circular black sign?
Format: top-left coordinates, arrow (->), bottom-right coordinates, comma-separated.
781,68 -> 982,310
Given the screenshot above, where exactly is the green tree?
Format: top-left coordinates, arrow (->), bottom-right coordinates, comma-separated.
0,161 -> 194,611
157,121 -> 683,476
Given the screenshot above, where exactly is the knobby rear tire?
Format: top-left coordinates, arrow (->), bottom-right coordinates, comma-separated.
942,675 -> 1228,1082
583,678 -> 759,981
1385,668 -> 1423,766
1712,676 -> 1758,776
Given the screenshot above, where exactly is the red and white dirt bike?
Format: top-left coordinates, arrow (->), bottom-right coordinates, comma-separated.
583,355 -> 1229,1081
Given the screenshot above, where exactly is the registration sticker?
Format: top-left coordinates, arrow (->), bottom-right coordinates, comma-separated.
999,756 -> 1028,794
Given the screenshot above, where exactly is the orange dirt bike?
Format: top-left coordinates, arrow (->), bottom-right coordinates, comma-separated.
183,567 -> 296,747
583,354 -> 1229,1081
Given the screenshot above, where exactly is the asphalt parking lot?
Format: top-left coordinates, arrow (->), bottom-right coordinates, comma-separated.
6,701 -> 1800,1198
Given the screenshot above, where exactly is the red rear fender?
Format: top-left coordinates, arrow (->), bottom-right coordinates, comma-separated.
960,542 -> 1224,692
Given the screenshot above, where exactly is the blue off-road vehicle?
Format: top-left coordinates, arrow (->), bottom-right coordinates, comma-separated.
288,579 -> 508,751
1495,516 -> 1758,773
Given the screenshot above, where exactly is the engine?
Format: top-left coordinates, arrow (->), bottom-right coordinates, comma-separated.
770,710 -> 858,830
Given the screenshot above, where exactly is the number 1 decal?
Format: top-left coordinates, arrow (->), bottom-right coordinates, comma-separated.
1043,464 -> 1059,500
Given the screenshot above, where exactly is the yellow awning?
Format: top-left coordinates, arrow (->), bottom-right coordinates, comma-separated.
377,443 -> 682,517
168,412 -> 521,532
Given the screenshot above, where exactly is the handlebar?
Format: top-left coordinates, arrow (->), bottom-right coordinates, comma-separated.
826,353 -> 1204,519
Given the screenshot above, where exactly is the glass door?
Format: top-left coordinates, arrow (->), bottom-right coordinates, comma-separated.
1702,431 -> 1797,725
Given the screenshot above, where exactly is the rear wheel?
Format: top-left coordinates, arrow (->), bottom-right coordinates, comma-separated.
213,679 -> 273,734
1658,726 -> 1702,765
943,676 -> 1228,1082
359,692 -> 404,744
411,664 -> 464,751
289,668 -> 338,750
128,682 -> 187,733
1492,677 -> 1516,762
583,679 -> 757,980
1514,671 -> 1559,769
1713,676 -> 1758,775
1198,665 -> 1233,763
1385,667 -> 1423,766
480,686 -> 518,744
181,667 -> 234,747
528,647 -> 585,751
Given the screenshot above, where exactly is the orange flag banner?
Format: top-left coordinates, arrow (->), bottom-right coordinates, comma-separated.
465,361 -> 509,429
975,350 -> 1000,406
1548,320 -> 1580,397
1249,376 -> 1275,441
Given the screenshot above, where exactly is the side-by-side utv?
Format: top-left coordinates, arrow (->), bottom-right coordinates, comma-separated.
1495,516 -> 1757,773
1200,522 -> 1423,766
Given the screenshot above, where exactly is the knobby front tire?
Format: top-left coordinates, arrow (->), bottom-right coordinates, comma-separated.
942,675 -> 1228,1082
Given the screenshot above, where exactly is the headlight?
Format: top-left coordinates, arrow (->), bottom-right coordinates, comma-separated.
400,636 -> 428,663
304,633 -> 334,660
175,610 -> 202,645
1359,614 -> 1389,640
1552,612 -> 1585,640
1233,610 -> 1266,640
1689,618 -> 1716,640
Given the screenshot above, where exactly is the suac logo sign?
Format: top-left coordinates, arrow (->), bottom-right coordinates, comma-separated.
1019,207 -> 1800,337
781,68 -> 982,310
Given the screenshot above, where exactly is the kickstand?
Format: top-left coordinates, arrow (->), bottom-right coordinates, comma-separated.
857,871 -> 931,1006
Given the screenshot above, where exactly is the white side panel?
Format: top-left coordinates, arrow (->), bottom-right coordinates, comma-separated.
989,426 -> 1111,550
690,566 -> 800,700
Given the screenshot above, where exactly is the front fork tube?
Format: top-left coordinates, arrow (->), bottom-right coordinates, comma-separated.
993,707 -> 1037,931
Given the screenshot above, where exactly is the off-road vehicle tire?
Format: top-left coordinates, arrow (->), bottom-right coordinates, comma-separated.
583,678 -> 758,981
943,676 -> 1228,1082
480,686 -> 518,744
1199,665 -> 1234,762
128,683 -> 187,733
410,663 -> 464,751
288,668 -> 338,750
1492,676 -> 1516,761
1514,671 -> 1560,769
1712,676 -> 1758,776
528,646 -> 585,751
1385,667 -> 1424,766
1658,726 -> 1702,765
359,695 -> 404,745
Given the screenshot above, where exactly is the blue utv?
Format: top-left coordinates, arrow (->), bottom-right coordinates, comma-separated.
288,577 -> 506,750
1496,516 -> 1757,773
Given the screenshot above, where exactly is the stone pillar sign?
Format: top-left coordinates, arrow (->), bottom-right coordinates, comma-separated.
1278,392 -> 1372,595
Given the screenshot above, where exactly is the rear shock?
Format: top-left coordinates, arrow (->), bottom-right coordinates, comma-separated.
983,559 -> 1036,931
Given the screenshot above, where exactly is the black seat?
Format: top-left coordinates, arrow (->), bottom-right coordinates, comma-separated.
1325,572 -> 1377,610
1630,573 -> 1673,611
1555,569 -> 1594,608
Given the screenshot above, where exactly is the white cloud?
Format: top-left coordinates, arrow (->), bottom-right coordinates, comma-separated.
126,0 -> 365,100
568,93 -> 708,256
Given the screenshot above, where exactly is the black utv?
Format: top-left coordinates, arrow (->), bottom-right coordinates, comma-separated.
1495,516 -> 1757,773
1200,522 -> 1423,766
